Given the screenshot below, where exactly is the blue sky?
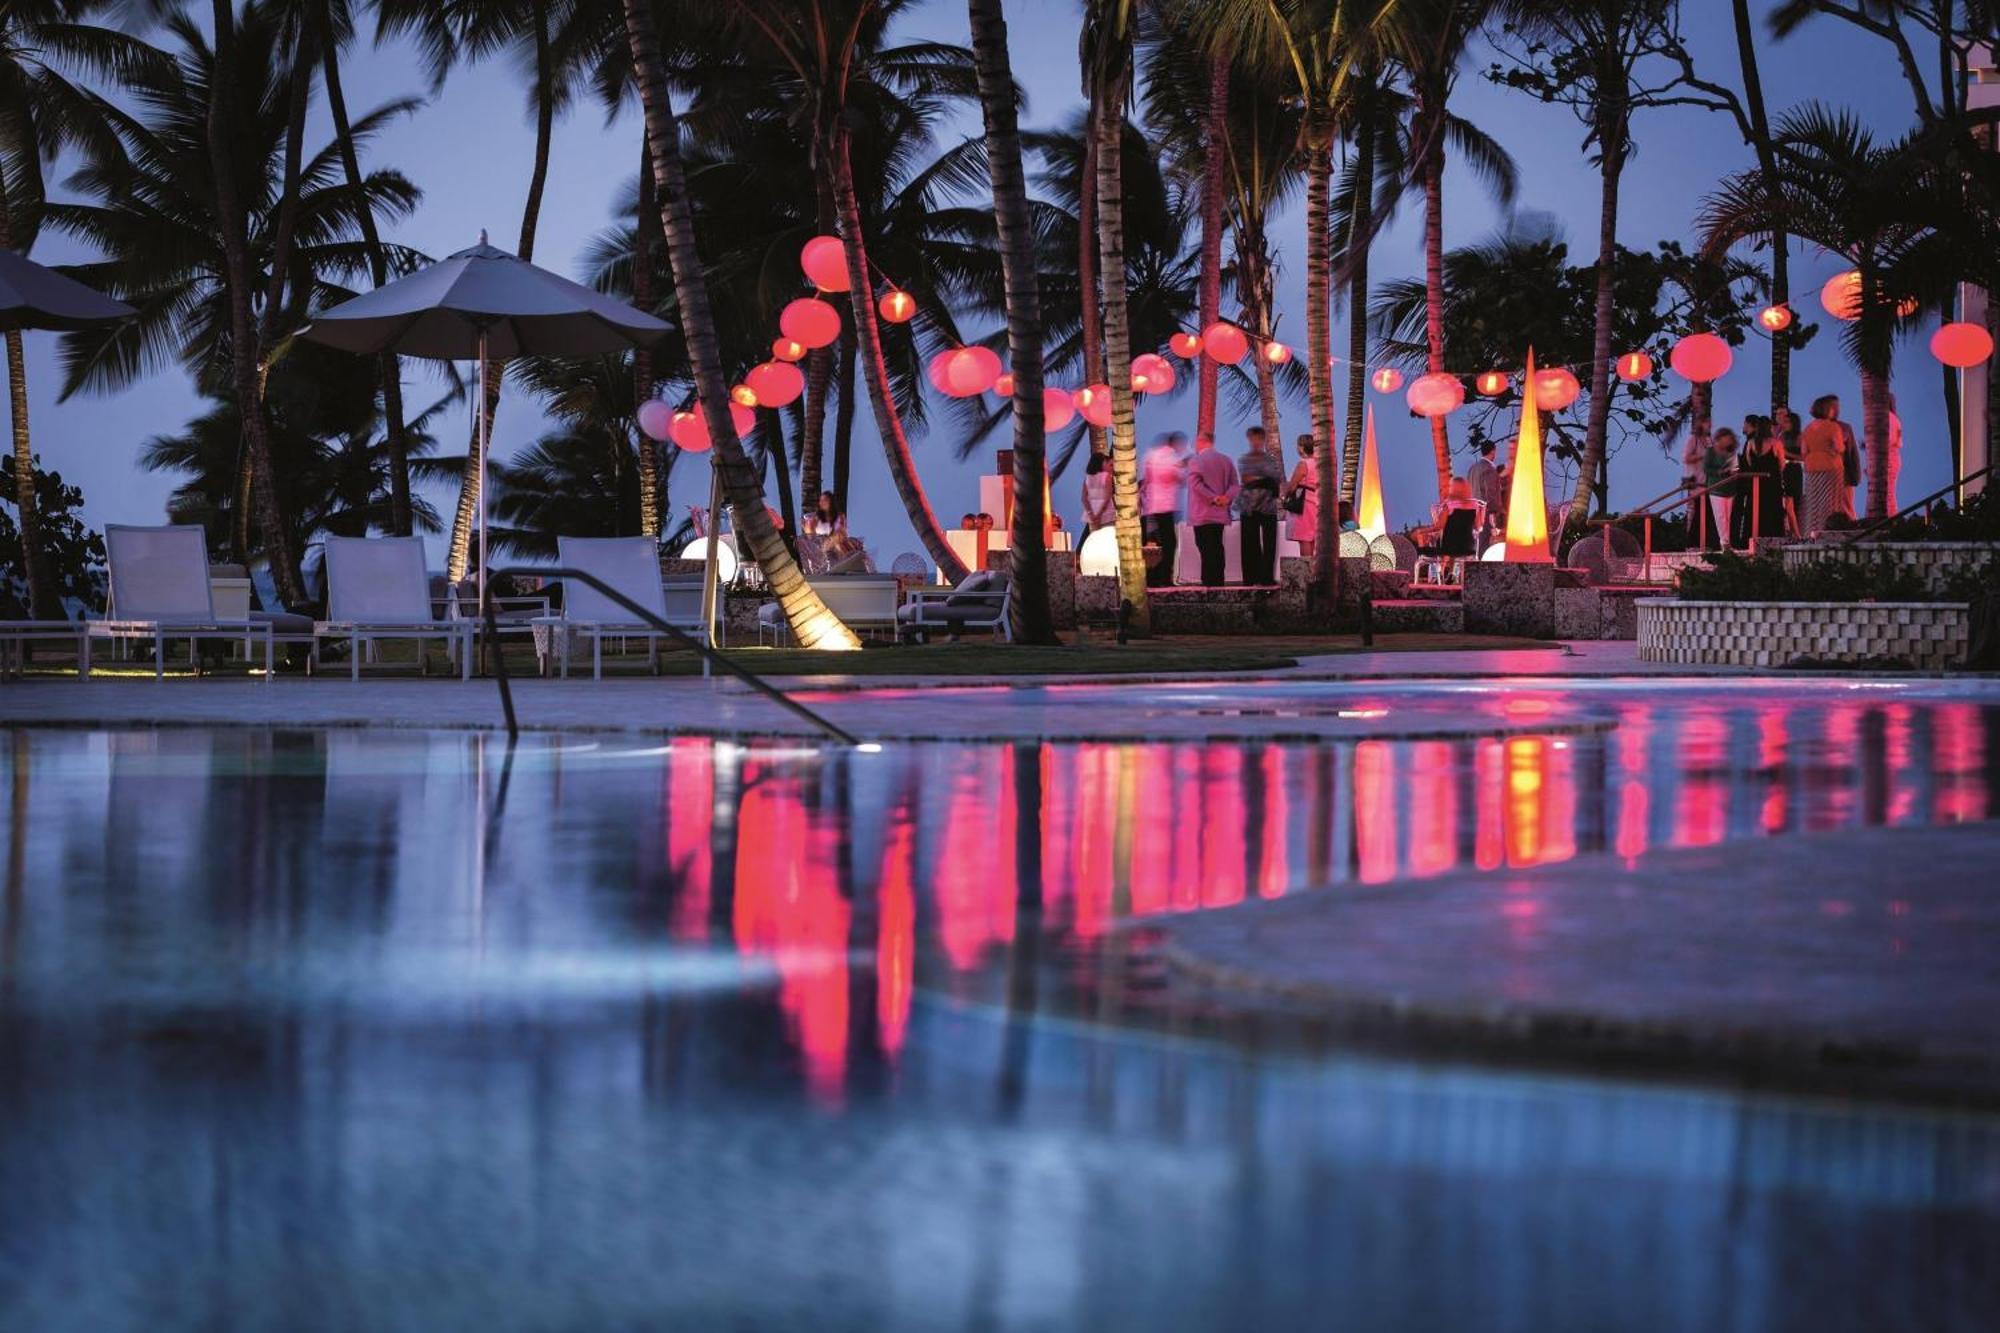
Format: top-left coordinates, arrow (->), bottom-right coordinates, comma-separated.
17,1 -> 1936,562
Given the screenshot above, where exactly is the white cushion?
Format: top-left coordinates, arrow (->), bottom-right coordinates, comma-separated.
557,536 -> 669,625
324,536 -> 434,624
105,525 -> 215,622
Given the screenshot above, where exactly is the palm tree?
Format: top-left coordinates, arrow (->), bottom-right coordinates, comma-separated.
1730,0 -> 1789,415
1703,106 -> 1978,523
1388,0 -> 1514,498
619,0 -> 860,649
1331,64 -> 1403,503
1,0 -> 156,619
968,0 -> 1054,643
1082,0 -> 1151,629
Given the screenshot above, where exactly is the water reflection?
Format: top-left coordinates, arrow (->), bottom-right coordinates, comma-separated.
2,688 -> 1998,1328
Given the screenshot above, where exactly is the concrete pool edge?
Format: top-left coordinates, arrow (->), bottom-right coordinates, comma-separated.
1148,824 -> 2000,1108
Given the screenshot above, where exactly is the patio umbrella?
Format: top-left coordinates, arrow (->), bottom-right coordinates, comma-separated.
0,246 -> 135,332
301,234 -> 670,603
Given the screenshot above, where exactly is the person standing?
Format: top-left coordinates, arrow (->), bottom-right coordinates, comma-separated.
1703,429 -> 1739,549
1140,432 -> 1188,587
1800,395 -> 1847,536
1681,416 -> 1713,492
1235,427 -> 1283,585
1734,420 -> 1785,547
1186,432 -> 1239,586
1776,406 -> 1804,537
1284,434 -> 1320,563
1080,451 -> 1115,540
1465,440 -> 1501,549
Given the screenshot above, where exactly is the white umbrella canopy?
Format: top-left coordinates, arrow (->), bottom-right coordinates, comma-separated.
0,247 -> 135,332
300,236 -> 670,358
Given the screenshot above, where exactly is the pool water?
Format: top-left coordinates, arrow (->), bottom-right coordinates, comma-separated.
3,680 -> 1999,1330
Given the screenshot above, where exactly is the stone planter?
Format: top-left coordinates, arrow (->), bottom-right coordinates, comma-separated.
1779,540 -> 2000,595
1636,599 -> 1971,669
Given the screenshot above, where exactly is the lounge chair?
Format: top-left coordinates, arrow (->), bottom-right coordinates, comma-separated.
534,536 -> 704,678
315,535 -> 474,680
758,573 -> 901,645
86,524 -> 275,677
897,570 -> 1012,643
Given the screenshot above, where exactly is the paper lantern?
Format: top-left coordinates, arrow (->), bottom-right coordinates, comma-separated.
745,360 -> 804,408
1821,268 -> 1915,321
1931,321 -> 1995,368
1074,384 -> 1114,428
1043,386 -> 1077,430
1475,370 -> 1510,397
730,384 -> 758,407
772,337 -> 807,362
1668,332 -> 1732,384
1369,367 -> 1404,394
1406,371 -> 1465,418
730,402 -> 755,436
878,288 -> 915,323
1202,321 -> 1249,364
1757,304 -> 1793,333
1532,366 -> 1581,410
668,410 -> 710,453
1131,352 -> 1172,393
944,345 -> 1002,396
800,235 -> 849,292
926,349 -> 955,394
637,399 -> 674,442
1263,341 -> 1293,366
779,298 -> 840,349
992,371 -> 1015,398
1505,352 -> 1552,563
1615,351 -> 1653,382
1170,331 -> 1204,358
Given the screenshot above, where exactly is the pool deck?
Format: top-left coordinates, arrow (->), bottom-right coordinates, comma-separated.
0,641 -> 1882,742
1155,823 -> 2000,1104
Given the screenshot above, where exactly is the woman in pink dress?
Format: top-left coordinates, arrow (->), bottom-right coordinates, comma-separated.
1284,434 -> 1320,560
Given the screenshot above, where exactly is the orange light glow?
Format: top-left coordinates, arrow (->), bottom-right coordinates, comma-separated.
878,288 -> 916,323
1356,407 -> 1386,540
1503,350 -> 1552,562
730,384 -> 759,408
1757,304 -> 1793,333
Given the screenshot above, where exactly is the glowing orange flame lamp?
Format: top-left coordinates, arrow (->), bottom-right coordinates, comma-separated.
1504,350 -> 1553,563
1356,407 -> 1387,540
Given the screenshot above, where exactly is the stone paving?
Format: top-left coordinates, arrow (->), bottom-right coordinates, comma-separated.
1156,823 -> 2000,1101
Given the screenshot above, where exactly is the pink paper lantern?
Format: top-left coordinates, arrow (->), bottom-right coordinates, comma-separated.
668,410 -> 710,453
1615,351 -> 1653,382
1405,372 -> 1464,418
1202,322 -> 1249,365
1131,352 -> 1171,393
1532,366 -> 1581,410
637,399 -> 675,442
1043,387 -> 1076,430
779,298 -> 840,349
944,345 -> 1002,396
772,337 -> 807,363
1475,370 -> 1510,397
993,372 -> 1015,398
1369,367 -> 1404,394
1169,331 -> 1204,358
927,349 -> 956,394
1668,333 -> 1732,384
878,288 -> 915,323
1263,341 -> 1292,366
1931,321 -> 1994,368
800,235 -> 849,292
745,360 -> 805,408
1074,384 -> 1114,428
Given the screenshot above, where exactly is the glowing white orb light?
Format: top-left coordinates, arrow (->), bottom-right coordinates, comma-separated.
1078,526 -> 1120,577
680,538 -> 739,584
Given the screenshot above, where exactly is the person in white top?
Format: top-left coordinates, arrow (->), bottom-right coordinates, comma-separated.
1140,432 -> 1188,587
1080,452 -> 1115,537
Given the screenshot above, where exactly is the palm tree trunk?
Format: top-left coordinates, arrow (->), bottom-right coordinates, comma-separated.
1196,50 -> 1228,441
1731,0 -> 1788,413
633,131 -> 663,536
764,414 -> 797,539
1566,109 -> 1625,532
208,0 -> 304,608
833,324 -> 857,512
1078,120 -> 1108,460
829,130 -> 966,582
1094,61 -> 1150,632
1249,242 -> 1281,444
969,0 -> 1054,643
1306,129 -> 1338,604
1860,304 -> 1893,520
621,0 -> 858,650
320,19 -> 413,536
0,178 -> 55,620
1421,136 -> 1451,498
1340,111 -> 1373,505
799,182 -> 838,511
449,0 -> 556,583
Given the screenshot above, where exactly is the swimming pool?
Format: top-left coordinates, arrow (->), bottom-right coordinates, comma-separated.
2,679 -> 1997,1329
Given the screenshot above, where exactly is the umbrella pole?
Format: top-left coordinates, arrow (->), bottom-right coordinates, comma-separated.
477,330 -> 489,633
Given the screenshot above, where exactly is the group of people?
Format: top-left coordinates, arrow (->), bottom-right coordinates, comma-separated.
1680,394 -> 1901,547
1079,429 -> 1322,586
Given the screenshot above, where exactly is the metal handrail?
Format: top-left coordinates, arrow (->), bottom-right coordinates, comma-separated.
480,566 -> 862,747
1578,472 -> 1773,582
1832,461 -> 1997,544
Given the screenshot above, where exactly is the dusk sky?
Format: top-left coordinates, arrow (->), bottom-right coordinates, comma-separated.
18,2 -> 1940,563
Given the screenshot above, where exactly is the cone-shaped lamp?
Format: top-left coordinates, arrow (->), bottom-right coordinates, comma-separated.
1357,407 -> 1387,540
1504,351 -> 1553,563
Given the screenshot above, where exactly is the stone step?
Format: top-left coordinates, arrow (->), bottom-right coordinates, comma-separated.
1368,598 -> 1465,634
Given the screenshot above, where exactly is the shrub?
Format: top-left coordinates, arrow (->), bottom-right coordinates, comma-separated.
1677,550 -> 1932,603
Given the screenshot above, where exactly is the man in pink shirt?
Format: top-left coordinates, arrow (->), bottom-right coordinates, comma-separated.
1186,432 -> 1240,586
1140,432 -> 1188,587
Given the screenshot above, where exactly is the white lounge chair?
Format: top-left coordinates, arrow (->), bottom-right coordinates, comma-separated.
87,525 -> 274,677
897,571 -> 1013,642
315,535 -> 473,680
535,536 -> 707,678
759,573 -> 900,645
